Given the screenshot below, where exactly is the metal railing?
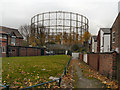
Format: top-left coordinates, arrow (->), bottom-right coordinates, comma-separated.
0,84 -> 9,90
0,57 -> 71,90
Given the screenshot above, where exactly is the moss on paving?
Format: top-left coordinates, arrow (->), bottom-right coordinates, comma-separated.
72,66 -> 78,88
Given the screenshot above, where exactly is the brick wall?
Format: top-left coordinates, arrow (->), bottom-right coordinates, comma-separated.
19,47 -> 27,56
97,31 -> 100,52
99,53 -> 114,78
80,52 -> 118,79
8,47 -> 18,57
16,38 -> 23,46
7,46 -> 45,57
0,35 -> 23,57
88,53 -> 99,71
80,53 -> 83,61
27,48 -> 34,56
111,13 -> 120,53
7,36 -> 23,46
117,54 -> 120,88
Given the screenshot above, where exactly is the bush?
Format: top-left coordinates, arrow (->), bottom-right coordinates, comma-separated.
71,44 -> 79,52
80,48 -> 87,53
45,41 -> 56,45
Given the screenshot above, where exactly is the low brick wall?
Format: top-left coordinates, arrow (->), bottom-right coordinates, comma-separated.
80,53 -> 83,61
8,46 -> 18,57
8,46 -> 45,57
117,54 -> 120,88
88,53 -> 99,71
80,52 -> 118,79
99,53 -> 114,78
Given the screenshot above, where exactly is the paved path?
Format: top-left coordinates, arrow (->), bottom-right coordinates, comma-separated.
72,59 -> 104,88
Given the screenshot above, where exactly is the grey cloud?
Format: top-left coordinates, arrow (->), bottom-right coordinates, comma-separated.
1,0 -> 120,35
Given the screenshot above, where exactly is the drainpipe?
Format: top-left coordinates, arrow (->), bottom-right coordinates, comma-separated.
6,34 -> 9,57
110,28 -> 112,51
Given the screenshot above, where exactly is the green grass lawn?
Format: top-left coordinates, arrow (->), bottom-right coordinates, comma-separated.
2,55 -> 69,88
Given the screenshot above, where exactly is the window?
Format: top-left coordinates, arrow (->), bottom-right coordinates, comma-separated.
2,46 -> 6,53
112,32 -> 115,43
3,35 -> 7,39
0,34 -> 7,39
8,48 -> 12,53
11,36 -> 16,45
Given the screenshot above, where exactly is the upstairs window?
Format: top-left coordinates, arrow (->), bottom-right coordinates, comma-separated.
0,34 -> 7,39
112,32 -> 115,43
3,35 -> 7,39
11,36 -> 16,46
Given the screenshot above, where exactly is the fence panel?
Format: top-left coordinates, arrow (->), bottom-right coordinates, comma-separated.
79,53 -> 83,61
83,54 -> 87,63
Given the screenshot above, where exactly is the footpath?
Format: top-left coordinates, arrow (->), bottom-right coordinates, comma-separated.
61,59 -> 118,89
71,59 -> 104,88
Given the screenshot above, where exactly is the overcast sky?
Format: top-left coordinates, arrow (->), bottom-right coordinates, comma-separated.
0,0 -> 120,35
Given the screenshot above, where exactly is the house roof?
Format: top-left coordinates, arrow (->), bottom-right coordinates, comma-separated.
0,26 -> 23,38
100,28 -> 111,34
92,36 -> 97,39
92,36 -> 97,41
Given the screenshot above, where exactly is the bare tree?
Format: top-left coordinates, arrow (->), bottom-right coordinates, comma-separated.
19,24 -> 31,46
36,25 -> 46,46
29,24 -> 46,46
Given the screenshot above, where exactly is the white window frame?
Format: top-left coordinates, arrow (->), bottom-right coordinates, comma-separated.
112,31 -> 115,43
11,36 -> 16,46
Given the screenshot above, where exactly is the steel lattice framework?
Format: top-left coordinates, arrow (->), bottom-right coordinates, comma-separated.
31,11 -> 89,44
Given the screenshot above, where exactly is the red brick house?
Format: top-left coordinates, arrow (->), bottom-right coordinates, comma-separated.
111,12 -> 120,88
0,31 -> 8,57
97,28 -> 111,53
111,13 -> 120,53
0,26 -> 23,57
0,26 -> 46,57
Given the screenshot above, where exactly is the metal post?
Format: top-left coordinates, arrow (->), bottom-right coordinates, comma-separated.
64,67 -> 66,75
6,34 -> 9,57
26,47 -> 27,56
59,78 -> 61,87
6,85 -> 9,90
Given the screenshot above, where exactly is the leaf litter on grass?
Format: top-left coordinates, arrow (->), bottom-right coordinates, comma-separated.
2,55 -> 70,89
